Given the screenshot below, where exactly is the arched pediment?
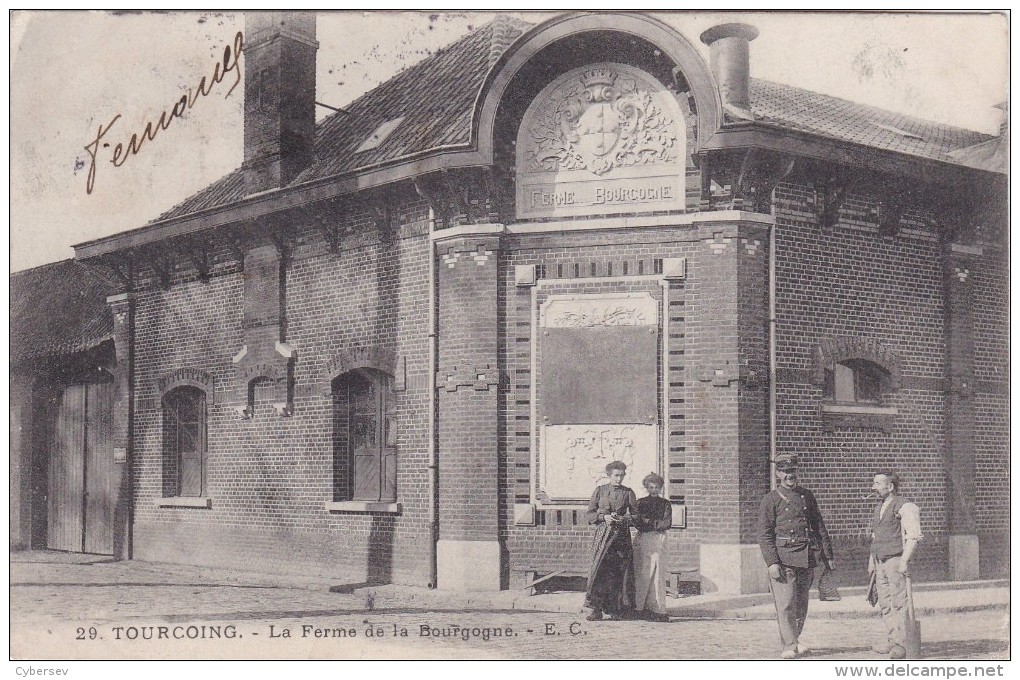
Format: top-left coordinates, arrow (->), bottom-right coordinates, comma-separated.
472,12 -> 721,165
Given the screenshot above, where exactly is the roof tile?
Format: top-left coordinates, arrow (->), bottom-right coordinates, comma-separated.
152,17 -> 997,225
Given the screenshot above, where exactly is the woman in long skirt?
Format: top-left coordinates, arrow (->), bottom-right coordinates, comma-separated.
633,472 -> 672,622
584,460 -> 638,621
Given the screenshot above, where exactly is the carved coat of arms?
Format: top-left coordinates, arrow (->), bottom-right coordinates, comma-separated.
527,65 -> 678,176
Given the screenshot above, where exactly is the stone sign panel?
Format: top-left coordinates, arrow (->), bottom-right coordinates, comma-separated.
537,293 -> 661,502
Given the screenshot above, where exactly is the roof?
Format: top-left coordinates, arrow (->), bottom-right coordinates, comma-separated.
946,134 -> 1008,173
153,15 -> 999,226
157,17 -> 527,222
748,79 -> 995,167
10,259 -> 117,365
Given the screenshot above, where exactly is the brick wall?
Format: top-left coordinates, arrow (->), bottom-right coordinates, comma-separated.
772,180 -> 951,582
969,244 -> 1009,576
131,194 -> 433,586
121,176 -> 1009,587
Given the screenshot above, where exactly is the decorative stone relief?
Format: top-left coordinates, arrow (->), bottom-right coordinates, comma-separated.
540,292 -> 658,328
516,63 -> 686,219
540,424 -> 658,502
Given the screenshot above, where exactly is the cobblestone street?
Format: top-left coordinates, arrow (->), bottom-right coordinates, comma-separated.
13,607 -> 1010,661
10,552 -> 1009,661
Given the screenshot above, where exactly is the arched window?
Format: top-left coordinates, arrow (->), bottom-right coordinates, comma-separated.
162,386 -> 207,497
332,369 -> 396,502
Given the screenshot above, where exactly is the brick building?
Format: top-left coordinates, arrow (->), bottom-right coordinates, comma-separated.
15,12 -> 1007,593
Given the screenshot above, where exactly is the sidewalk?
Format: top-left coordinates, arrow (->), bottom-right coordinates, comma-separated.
11,550 -> 1009,622
353,580 -> 1009,620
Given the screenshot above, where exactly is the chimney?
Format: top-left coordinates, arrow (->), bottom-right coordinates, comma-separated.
700,23 -> 759,122
243,12 -> 318,194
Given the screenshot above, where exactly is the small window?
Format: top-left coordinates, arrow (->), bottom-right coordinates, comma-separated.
332,369 -> 396,502
162,386 -> 207,497
355,117 -> 405,153
824,359 -> 888,404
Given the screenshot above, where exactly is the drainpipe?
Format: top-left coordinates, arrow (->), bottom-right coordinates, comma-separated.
768,219 -> 778,491
426,204 -> 439,589
766,161 -> 794,491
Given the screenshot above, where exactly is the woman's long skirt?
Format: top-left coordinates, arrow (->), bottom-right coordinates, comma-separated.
633,530 -> 667,614
584,523 -> 635,615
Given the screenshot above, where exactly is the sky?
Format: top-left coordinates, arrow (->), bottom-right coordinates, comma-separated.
8,10 -> 1009,272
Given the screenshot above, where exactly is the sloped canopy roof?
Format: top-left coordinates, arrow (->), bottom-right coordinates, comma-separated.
10,259 -> 116,365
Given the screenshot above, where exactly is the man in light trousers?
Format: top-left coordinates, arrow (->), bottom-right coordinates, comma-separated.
869,471 -> 923,660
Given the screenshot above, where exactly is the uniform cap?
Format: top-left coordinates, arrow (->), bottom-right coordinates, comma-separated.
774,453 -> 799,472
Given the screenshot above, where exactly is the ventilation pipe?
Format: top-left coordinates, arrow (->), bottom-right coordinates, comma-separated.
700,23 -> 759,122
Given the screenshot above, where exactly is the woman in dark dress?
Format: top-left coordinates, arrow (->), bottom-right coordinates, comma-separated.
584,460 -> 638,621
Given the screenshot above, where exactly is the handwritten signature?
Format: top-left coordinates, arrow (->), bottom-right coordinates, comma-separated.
83,30 -> 244,195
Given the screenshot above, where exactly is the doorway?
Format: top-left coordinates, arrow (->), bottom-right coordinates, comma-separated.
44,379 -> 114,555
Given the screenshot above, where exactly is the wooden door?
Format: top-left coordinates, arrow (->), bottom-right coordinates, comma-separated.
47,384 -> 85,552
350,371 -> 396,502
84,381 -> 114,554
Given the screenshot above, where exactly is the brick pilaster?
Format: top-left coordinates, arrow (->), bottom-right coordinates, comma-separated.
435,228 -> 503,590
943,244 -> 980,535
736,224 -> 772,543
689,217 -> 773,594
108,293 -> 135,560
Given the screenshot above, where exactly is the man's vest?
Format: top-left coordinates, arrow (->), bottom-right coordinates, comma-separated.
871,495 -> 909,559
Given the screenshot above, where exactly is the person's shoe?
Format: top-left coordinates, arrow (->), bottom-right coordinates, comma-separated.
796,642 -> 811,655
872,642 -> 893,654
819,595 -> 842,601
585,610 -> 603,621
781,649 -> 798,659
651,612 -> 671,623
889,644 -> 907,660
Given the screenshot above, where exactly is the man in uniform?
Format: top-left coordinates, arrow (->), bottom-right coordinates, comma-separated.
869,471 -> 923,660
758,453 -> 834,659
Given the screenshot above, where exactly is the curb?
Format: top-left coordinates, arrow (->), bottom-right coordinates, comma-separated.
347,584 -> 1009,620
669,602 -> 1010,621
